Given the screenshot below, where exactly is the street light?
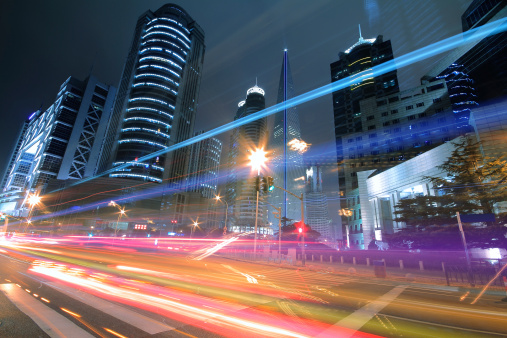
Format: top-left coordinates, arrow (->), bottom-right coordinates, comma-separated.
190,221 -> 199,239
215,195 -> 229,235
25,193 -> 41,233
109,201 -> 126,237
249,147 -> 268,258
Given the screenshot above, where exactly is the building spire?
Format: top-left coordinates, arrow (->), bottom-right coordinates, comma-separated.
358,24 -> 362,39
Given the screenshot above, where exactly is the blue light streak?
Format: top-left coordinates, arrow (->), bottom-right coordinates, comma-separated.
50,18 -> 507,196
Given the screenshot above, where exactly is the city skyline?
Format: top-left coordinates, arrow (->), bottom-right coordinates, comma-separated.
0,1 -> 470,165
0,0 -> 472,226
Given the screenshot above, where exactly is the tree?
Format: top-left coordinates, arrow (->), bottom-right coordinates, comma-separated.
393,136 -> 507,227
384,224 -> 507,250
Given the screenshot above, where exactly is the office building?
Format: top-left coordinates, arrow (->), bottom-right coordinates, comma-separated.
3,76 -> 116,193
330,30 -> 399,247
101,4 -> 205,185
226,85 -> 271,234
269,50 -> 305,228
304,165 -> 332,240
183,130 -> 222,230
426,0 -> 507,104
1,118 -> 30,191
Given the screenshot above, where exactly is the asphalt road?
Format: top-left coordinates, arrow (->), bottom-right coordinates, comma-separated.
1,236 -> 506,337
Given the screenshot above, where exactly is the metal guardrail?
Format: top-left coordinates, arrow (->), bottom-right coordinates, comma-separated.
445,264 -> 506,287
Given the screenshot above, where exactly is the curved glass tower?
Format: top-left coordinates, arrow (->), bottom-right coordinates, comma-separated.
226,85 -> 270,233
102,4 -> 205,183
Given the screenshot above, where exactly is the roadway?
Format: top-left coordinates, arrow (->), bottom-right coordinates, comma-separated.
1,235 -> 506,337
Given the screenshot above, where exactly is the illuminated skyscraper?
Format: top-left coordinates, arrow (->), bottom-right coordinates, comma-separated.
304,165 -> 332,240
3,76 -> 116,194
101,4 -> 205,184
269,50 -> 305,228
331,29 -> 399,193
226,85 -> 270,234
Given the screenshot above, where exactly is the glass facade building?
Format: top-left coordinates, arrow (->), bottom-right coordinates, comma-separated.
268,50 -> 305,229
102,4 -> 205,184
3,76 -> 116,193
226,86 -> 271,234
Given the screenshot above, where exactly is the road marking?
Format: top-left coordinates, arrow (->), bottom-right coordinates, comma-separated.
47,281 -> 174,335
222,264 -> 258,283
317,285 -> 407,338
0,283 -> 94,338
383,313 -> 507,336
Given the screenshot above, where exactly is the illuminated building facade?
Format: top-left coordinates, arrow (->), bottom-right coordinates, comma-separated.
226,85 -> 271,234
1,119 -> 30,191
304,165 -> 332,240
101,4 -> 205,184
330,30 -> 399,248
3,76 -> 116,194
182,131 -> 222,230
269,50 -> 305,229
187,130 -> 222,199
427,0 -> 506,104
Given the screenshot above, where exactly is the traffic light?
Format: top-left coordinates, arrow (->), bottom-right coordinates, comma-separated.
266,176 -> 274,192
254,176 -> 261,192
294,221 -> 306,235
261,177 -> 268,193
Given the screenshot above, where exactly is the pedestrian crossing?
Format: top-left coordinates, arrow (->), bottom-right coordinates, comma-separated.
0,283 -> 95,338
0,263 -> 362,338
248,266 -> 357,288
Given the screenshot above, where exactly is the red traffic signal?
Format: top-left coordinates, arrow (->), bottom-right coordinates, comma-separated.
294,221 -> 307,234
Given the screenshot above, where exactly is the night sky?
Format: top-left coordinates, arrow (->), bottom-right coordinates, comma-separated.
0,0 -> 471,221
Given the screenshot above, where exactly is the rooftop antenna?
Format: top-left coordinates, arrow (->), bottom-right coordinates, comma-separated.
359,24 -> 362,39
255,77 -> 258,86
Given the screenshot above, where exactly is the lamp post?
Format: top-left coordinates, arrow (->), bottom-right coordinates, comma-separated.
215,195 -> 229,235
265,200 -> 282,263
271,185 -> 306,266
115,209 -> 126,237
249,148 -> 267,259
24,193 -> 41,233
190,221 -> 198,239
109,201 -> 126,237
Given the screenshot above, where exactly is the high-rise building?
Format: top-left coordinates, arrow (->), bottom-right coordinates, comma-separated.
226,85 -> 271,234
187,130 -> 222,199
101,4 -> 205,185
3,75 -> 116,194
1,118 -> 30,191
426,0 -> 507,104
330,30 -> 399,248
304,165 -> 332,240
331,30 -> 399,194
269,50 -> 305,228
182,130 -> 222,230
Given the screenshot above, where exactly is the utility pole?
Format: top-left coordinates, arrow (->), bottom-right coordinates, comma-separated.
457,212 -> 474,287
273,185 -> 305,266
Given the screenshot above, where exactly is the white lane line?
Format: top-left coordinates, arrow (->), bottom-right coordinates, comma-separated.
317,285 -> 407,338
0,283 -> 94,338
46,282 -> 174,335
222,264 -> 258,284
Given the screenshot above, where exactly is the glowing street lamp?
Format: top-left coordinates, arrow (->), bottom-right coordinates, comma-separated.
25,193 -> 41,233
115,207 -> 126,237
28,194 -> 41,207
249,147 -> 268,258
190,221 -> 199,239
215,195 -> 229,235
249,147 -> 267,176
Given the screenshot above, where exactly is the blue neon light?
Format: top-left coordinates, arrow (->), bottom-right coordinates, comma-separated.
54,18 -> 507,192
